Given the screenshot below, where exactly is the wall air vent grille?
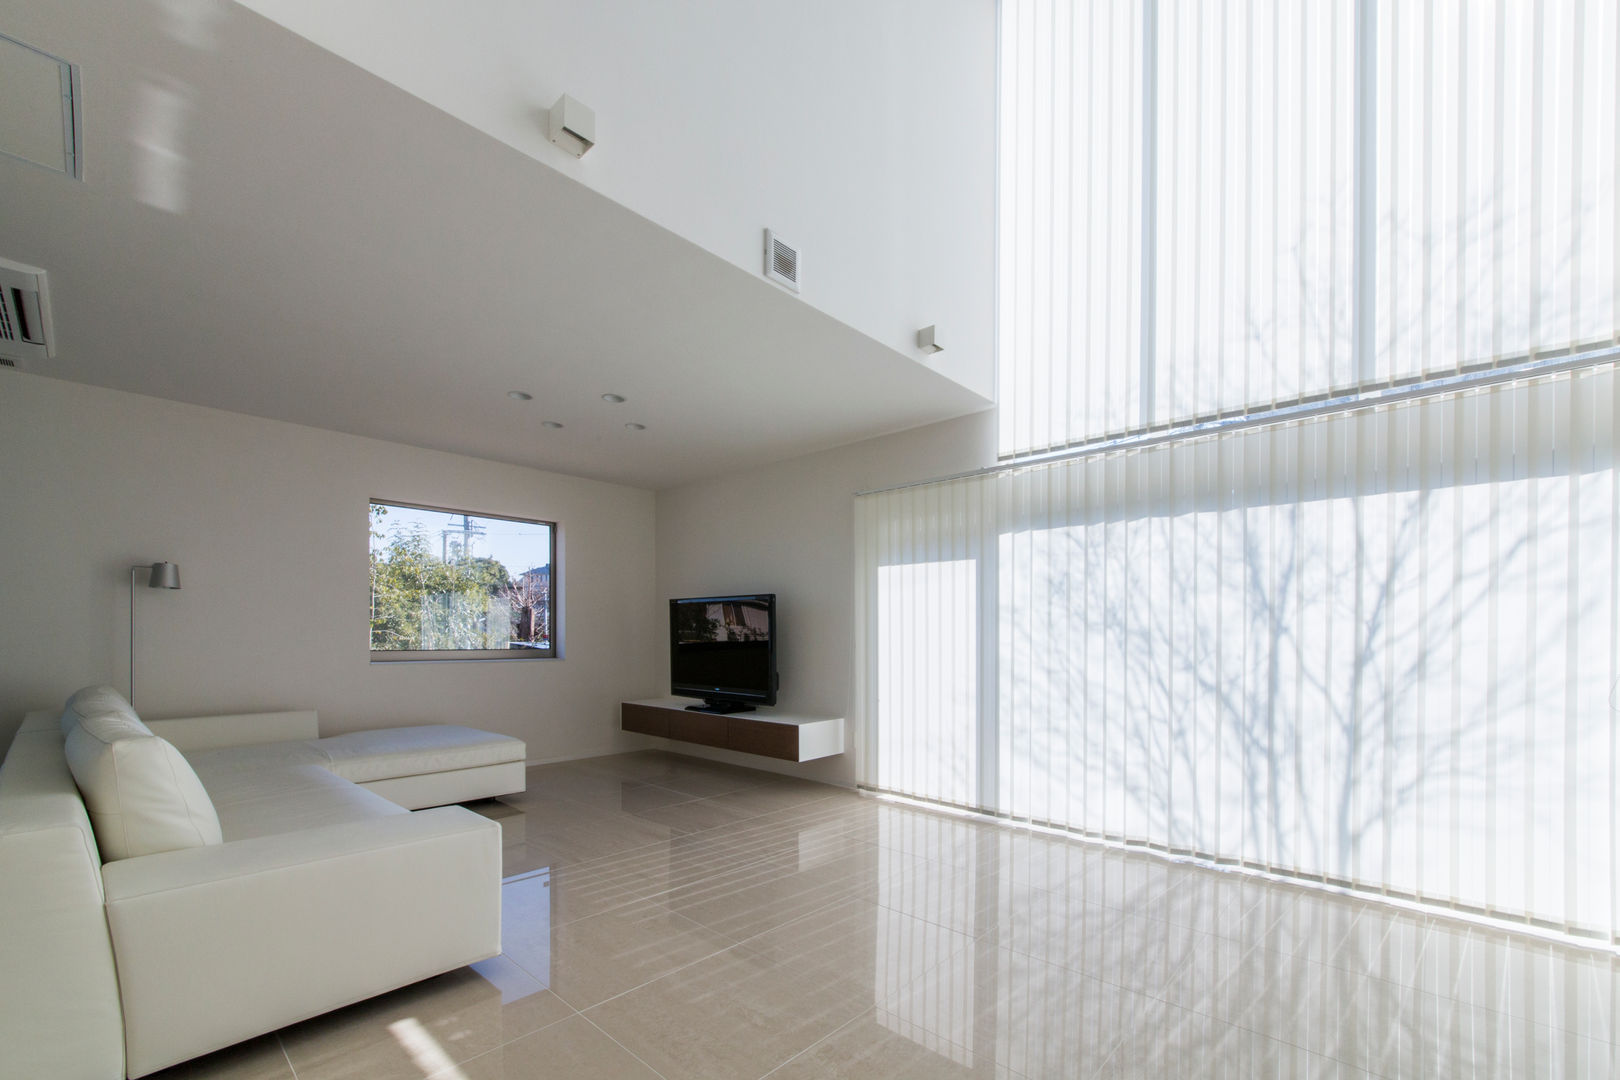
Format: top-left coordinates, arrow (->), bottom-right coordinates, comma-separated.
773,243 -> 797,281
0,257 -> 55,366
764,230 -> 800,293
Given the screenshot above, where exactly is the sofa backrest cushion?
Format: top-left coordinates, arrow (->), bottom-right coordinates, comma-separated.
63,701 -> 223,861
60,683 -> 142,738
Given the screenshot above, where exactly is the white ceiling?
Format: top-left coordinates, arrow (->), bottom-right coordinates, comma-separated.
0,0 -> 989,490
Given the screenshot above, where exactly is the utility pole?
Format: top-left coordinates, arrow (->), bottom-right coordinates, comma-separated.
440,515 -> 484,564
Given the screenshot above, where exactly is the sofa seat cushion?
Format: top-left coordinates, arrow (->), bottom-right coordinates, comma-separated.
314,726 -> 525,784
185,743 -> 407,841
63,696 -> 224,861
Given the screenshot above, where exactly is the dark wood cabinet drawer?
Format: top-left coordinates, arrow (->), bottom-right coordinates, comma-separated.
727,716 -> 799,760
667,710 -> 729,748
621,700 -> 841,762
620,703 -> 670,737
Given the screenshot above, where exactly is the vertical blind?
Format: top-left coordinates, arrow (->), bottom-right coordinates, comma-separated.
858,364 -> 1620,938
862,0 -> 1620,939
997,0 -> 1620,457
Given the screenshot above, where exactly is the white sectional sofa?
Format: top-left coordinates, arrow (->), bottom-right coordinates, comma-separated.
0,687 -> 527,1079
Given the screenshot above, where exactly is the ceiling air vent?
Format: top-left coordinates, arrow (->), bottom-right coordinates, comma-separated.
0,257 -> 56,366
764,229 -> 800,293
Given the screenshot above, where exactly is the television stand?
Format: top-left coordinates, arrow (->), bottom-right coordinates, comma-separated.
621,697 -> 843,762
685,701 -> 755,714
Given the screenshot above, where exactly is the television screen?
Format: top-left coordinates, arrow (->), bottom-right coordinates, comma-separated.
670,595 -> 777,710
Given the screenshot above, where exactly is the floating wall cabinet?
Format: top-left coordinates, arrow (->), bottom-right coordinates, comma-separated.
620,698 -> 844,762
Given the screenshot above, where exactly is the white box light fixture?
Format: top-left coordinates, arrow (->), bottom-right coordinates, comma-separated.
547,94 -> 595,157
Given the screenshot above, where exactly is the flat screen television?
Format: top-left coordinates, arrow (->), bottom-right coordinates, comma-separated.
669,594 -> 778,713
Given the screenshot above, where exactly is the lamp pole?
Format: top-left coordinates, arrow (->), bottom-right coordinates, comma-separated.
129,562 -> 181,707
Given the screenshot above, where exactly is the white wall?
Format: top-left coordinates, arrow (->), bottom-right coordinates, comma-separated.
653,410 -> 996,786
0,371 -> 663,755
232,0 -> 998,402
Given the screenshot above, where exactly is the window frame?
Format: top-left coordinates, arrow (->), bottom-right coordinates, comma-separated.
367,498 -> 558,663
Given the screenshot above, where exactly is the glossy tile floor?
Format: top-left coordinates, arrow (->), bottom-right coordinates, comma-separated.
152,750 -> 1619,1079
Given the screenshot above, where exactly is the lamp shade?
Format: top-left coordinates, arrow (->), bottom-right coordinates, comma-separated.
147,562 -> 181,589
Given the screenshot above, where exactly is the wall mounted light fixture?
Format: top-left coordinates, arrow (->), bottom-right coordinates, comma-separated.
548,94 -> 595,157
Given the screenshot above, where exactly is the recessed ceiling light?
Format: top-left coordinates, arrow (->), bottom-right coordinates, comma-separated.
625,422 -> 646,431
601,393 -> 627,404
541,420 -> 564,429
507,390 -> 533,401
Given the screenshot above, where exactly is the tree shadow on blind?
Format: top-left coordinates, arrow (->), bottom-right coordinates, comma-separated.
996,372 -> 1615,934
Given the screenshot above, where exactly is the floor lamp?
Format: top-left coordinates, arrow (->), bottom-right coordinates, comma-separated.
129,561 -> 181,707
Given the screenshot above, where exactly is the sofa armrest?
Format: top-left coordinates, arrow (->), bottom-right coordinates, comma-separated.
101,807 -> 501,1077
144,710 -> 319,751
17,709 -> 61,736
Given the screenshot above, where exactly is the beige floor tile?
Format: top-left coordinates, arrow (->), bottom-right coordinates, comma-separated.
1155,868 -> 1284,943
666,849 -> 887,941
767,1009 -> 1015,1080
491,786 -> 594,817
702,777 -> 844,817
524,763 -> 699,813
616,819 -> 839,889
278,967 -> 572,1080
538,854 -> 681,927
535,824 -> 804,923
867,847 -> 999,938
466,954 -> 553,1005
621,791 -> 761,834
443,1014 -> 662,1079
553,751 -> 669,778
467,799 -> 529,846
881,937 -> 1137,1080
144,1035 -> 294,1080
741,895 -> 980,996
586,944 -> 870,1080
464,797 -> 524,821
637,767 -> 776,799
865,805 -> 1002,872
499,838 -> 570,877
985,883 -> 1201,998
515,807 -> 680,865
573,751 -> 772,797
539,896 -> 739,1010
1093,1011 -> 1388,1080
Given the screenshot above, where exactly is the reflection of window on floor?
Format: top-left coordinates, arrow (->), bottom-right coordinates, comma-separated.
874,808 -> 977,1065
479,868 -> 550,999
387,1017 -> 471,1080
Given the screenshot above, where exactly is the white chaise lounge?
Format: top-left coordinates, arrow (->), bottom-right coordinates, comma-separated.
0,686 -> 528,1079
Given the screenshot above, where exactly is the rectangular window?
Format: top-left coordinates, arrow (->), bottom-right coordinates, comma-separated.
368,501 -> 556,661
